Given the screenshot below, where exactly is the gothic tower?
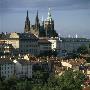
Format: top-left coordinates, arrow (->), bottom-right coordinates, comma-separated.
30,10 -> 41,37
24,10 -> 30,33
35,10 -> 40,29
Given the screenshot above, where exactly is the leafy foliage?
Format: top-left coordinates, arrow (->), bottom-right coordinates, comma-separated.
0,70 -> 85,90
77,45 -> 88,54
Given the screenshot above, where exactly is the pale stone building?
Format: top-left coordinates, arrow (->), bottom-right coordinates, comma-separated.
0,32 -> 39,56
13,59 -> 32,78
60,37 -> 90,53
48,37 -> 61,52
38,39 -> 51,54
0,58 -> 15,79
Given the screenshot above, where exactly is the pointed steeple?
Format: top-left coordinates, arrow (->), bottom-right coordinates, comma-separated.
24,10 -> 30,33
36,10 -> 39,23
26,10 -> 29,22
27,10 -> 28,18
36,10 -> 38,18
35,10 -> 40,29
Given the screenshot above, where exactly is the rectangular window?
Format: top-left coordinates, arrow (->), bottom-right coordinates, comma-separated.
5,71 -> 6,74
5,67 -> 6,70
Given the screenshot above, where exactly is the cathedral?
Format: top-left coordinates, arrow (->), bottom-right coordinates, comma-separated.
24,8 -> 58,38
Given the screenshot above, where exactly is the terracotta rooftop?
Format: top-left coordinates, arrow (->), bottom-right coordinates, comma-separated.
83,86 -> 90,90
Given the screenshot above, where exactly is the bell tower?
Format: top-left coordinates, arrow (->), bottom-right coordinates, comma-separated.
44,8 -> 55,37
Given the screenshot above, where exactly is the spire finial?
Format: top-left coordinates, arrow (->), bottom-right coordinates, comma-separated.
36,10 -> 39,21
37,10 -> 38,17
27,10 -> 28,17
49,8 -> 51,11
35,10 -> 39,28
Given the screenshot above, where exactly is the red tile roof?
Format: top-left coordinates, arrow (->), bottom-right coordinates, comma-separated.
83,87 -> 90,90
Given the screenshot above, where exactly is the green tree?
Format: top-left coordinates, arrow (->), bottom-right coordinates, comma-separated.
77,45 -> 88,54
57,70 -> 85,90
0,80 -> 3,90
16,80 -> 32,90
33,71 -> 44,84
48,73 -> 58,88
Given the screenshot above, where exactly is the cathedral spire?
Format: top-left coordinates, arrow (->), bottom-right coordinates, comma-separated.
26,10 -> 29,21
37,10 -> 38,18
24,10 -> 30,33
27,10 -> 28,18
36,10 -> 39,23
35,10 -> 40,29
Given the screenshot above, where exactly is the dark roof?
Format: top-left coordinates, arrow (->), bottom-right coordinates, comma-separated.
17,59 -> 31,65
83,87 -> 90,90
19,33 -> 38,40
38,39 -> 51,44
0,43 -> 13,47
0,59 -> 14,64
0,32 -> 38,40
60,37 -> 90,42
0,33 -> 10,40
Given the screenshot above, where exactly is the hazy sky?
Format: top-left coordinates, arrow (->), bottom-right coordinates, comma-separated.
0,0 -> 90,38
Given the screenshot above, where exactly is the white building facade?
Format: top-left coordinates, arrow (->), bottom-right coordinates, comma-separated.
13,59 -> 32,78
48,37 -> 61,52
60,37 -> 90,53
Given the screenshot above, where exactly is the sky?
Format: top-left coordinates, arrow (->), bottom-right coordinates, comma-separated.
0,0 -> 90,38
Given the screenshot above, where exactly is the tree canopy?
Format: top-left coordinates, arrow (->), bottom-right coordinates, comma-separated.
77,45 -> 88,54
0,70 -> 85,90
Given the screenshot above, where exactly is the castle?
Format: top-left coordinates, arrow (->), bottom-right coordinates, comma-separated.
24,8 -> 58,38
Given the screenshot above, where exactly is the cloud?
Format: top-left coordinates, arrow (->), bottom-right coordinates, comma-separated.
0,0 -> 90,13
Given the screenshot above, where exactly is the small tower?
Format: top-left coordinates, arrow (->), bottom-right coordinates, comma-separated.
24,10 -> 30,33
